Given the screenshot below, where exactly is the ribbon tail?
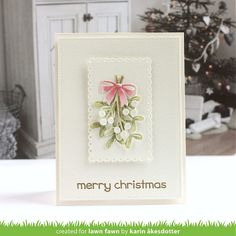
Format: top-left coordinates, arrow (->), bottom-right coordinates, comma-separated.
106,87 -> 117,104
118,89 -> 128,107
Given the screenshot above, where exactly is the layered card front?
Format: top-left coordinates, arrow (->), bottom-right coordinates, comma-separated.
56,33 -> 185,205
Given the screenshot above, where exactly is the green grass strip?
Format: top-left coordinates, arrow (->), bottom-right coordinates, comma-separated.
0,221 -> 235,236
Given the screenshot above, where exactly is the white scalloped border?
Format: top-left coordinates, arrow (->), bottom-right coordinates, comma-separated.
87,57 -> 153,163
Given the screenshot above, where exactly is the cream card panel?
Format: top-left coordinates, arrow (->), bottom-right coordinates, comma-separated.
56,34 -> 185,205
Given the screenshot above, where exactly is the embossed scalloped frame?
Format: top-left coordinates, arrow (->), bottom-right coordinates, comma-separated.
87,57 -> 153,163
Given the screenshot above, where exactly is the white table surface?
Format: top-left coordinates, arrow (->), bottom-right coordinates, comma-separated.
0,156 -> 235,223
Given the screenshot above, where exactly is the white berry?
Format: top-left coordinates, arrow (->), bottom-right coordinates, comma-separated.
114,127 -> 121,134
130,109 -> 137,117
107,117 -> 114,124
122,108 -> 129,116
120,131 -> 128,140
99,118 -> 107,126
124,123 -> 131,130
99,110 -> 106,118
131,100 -> 138,107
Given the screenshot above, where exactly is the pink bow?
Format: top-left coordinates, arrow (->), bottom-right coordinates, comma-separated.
100,80 -> 136,107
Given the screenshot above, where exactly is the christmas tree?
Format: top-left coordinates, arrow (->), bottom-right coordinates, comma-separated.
140,0 -> 236,93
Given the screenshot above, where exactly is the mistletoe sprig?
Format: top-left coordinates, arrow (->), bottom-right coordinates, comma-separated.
90,75 -> 144,149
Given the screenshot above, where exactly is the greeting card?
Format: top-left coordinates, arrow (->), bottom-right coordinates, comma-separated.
56,33 -> 185,205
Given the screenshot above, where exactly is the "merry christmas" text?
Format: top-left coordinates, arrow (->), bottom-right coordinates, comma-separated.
76,180 -> 167,192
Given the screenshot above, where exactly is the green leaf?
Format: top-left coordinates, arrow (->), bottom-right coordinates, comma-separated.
128,96 -> 141,108
99,127 -> 106,137
125,136 -> 133,149
130,96 -> 141,102
132,133 -> 143,140
115,134 -> 122,141
104,128 -> 114,137
131,121 -> 137,132
106,135 -> 115,149
123,116 -> 132,122
117,139 -> 125,145
102,106 -> 112,111
93,101 -> 108,108
90,122 -> 100,129
134,116 -> 145,121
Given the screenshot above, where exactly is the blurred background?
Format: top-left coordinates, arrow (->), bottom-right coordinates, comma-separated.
0,0 -> 235,159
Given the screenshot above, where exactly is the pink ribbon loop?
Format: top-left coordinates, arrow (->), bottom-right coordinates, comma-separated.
100,80 -> 136,107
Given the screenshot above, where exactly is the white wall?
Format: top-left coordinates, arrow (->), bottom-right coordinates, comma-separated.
0,0 -> 6,90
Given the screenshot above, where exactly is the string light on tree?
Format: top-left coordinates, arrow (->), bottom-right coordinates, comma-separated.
226,85 -> 231,91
